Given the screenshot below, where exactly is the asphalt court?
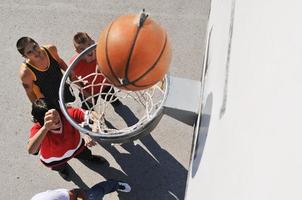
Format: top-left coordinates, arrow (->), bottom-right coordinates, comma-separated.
0,1 -> 210,199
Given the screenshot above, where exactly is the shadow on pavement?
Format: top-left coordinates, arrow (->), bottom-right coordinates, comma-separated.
65,157 -> 129,191
101,134 -> 188,200
105,103 -> 187,199
64,164 -> 89,189
69,102 -> 188,199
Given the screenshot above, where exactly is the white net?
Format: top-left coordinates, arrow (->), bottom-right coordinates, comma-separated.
66,68 -> 168,136
59,44 -> 169,142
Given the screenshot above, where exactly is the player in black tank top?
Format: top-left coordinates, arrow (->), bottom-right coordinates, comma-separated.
25,47 -> 74,109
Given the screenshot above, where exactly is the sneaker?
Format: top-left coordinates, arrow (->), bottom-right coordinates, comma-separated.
117,182 -> 131,193
58,167 -> 69,180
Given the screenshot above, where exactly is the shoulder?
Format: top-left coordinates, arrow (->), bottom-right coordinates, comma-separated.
69,54 -> 79,64
30,123 -> 42,138
43,44 -> 60,60
67,107 -> 85,123
19,63 -> 27,75
70,54 -> 85,74
43,44 -> 57,52
19,63 -> 34,81
67,107 -> 84,115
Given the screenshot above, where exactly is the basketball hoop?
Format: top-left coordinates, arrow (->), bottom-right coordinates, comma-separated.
59,44 -> 169,143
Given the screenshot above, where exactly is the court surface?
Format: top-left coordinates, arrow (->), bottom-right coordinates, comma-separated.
0,1 -> 209,199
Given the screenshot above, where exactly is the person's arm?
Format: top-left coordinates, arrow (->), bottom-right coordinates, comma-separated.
27,109 -> 57,154
27,126 -> 48,154
48,45 -> 68,71
19,65 -> 38,103
83,134 -> 97,147
49,45 -> 92,102
70,108 -> 97,147
48,45 -> 77,81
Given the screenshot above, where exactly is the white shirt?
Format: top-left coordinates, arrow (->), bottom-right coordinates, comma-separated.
31,189 -> 69,200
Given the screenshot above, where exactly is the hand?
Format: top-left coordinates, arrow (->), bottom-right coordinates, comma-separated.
83,135 -> 97,147
43,109 -> 61,131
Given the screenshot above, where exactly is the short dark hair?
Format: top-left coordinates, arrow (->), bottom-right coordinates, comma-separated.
73,32 -> 92,46
16,37 -> 38,56
31,99 -> 50,126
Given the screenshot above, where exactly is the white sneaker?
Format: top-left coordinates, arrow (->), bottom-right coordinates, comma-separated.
117,182 -> 131,193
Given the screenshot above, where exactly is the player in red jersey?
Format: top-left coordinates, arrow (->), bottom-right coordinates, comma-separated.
28,99 -> 107,180
70,32 -> 121,110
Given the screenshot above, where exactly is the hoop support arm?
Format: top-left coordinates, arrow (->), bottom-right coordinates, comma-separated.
163,76 -> 201,126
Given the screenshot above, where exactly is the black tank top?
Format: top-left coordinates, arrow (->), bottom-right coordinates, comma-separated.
25,47 -> 74,109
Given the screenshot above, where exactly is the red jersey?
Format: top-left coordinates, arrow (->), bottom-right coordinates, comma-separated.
70,55 -> 108,95
30,108 -> 85,167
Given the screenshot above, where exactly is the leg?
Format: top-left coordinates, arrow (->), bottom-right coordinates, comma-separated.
51,163 -> 69,180
79,93 -> 94,110
100,86 -> 122,107
85,180 -> 119,200
75,146 -> 93,160
75,145 -> 107,164
51,163 -> 68,172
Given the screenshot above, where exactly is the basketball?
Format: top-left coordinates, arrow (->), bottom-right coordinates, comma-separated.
96,11 -> 172,91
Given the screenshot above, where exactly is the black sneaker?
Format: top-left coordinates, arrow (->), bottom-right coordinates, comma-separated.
117,182 -> 131,193
58,167 -> 69,181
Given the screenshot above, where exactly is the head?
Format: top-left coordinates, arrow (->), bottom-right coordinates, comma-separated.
16,37 -> 43,59
31,99 -> 61,130
69,189 -> 86,200
73,32 -> 96,63
31,189 -> 84,200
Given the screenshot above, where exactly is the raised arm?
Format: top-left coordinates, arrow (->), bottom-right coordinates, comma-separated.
48,45 -> 68,71
27,126 -> 48,154
48,45 -> 77,81
27,109 -> 57,154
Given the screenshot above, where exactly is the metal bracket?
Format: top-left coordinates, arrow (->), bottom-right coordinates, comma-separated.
163,76 -> 202,126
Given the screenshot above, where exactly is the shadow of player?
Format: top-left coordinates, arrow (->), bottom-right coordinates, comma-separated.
62,157 -> 129,191
101,102 -> 188,199
113,103 -> 139,127
101,134 -> 187,199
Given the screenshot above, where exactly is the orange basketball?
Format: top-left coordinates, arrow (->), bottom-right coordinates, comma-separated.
96,12 -> 172,91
